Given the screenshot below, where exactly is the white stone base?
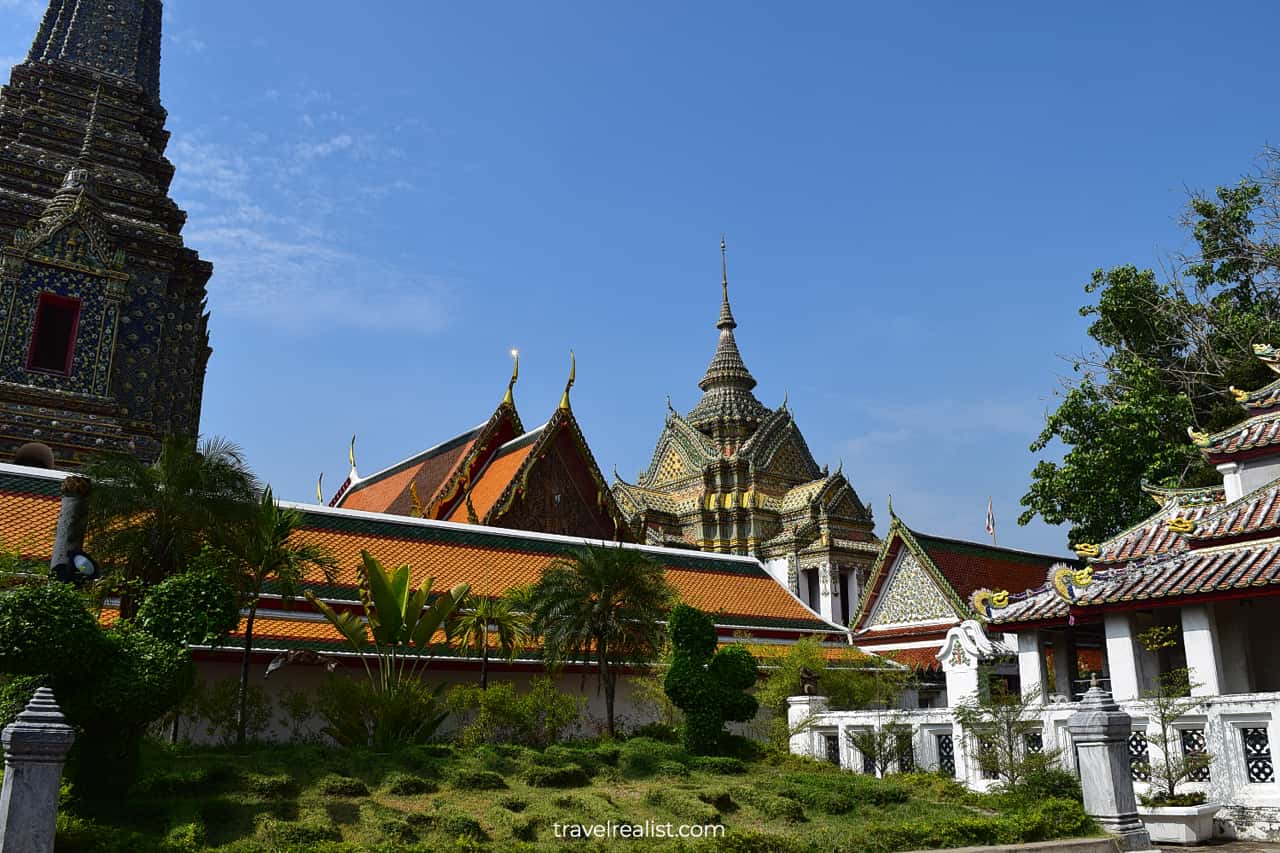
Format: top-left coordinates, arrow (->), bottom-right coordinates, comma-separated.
1137,802 -> 1221,845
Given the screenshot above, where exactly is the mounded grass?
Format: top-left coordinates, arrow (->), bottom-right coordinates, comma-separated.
53,740 -> 1097,852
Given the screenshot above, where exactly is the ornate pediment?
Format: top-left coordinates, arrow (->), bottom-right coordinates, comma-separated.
739,409 -> 821,482
866,550 -> 958,627
7,172 -> 127,283
640,414 -> 716,487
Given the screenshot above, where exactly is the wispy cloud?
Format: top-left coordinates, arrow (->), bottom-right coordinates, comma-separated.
168,92 -> 453,334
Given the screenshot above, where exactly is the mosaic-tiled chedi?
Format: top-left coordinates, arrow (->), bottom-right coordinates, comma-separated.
612,242 -> 879,624
0,0 -> 211,467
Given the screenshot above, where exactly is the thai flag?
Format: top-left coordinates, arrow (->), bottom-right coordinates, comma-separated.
985,497 -> 995,538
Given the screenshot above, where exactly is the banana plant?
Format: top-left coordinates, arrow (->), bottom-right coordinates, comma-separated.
305,549 -> 469,693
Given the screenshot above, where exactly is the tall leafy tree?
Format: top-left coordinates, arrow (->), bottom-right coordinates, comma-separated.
1021,153 -> 1280,545
530,545 -> 675,738
230,487 -> 337,745
446,592 -> 532,689
86,435 -> 259,618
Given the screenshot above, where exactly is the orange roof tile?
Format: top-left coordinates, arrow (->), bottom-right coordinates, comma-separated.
449,439 -> 536,523
0,490 -> 59,559
341,430 -> 479,515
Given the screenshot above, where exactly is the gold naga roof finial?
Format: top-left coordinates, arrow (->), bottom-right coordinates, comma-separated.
348,434 -> 358,473
1187,425 -> 1210,447
887,494 -> 895,518
666,395 -> 676,415
316,473 -> 324,504
503,348 -> 519,406
559,349 -> 576,411
409,481 -> 424,518
1230,386 -> 1249,402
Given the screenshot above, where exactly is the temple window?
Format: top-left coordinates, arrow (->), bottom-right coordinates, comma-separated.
26,293 -> 81,375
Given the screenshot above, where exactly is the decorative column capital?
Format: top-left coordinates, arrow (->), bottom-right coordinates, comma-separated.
1,688 -> 74,766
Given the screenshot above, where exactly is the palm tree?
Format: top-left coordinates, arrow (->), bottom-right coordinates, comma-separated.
447,592 -> 532,689
530,545 -> 675,737
86,435 -> 259,618
230,487 -> 337,745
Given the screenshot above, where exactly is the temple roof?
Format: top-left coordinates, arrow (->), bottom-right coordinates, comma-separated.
446,426 -> 545,523
1196,410 -> 1280,459
686,241 -> 770,431
338,423 -> 486,514
0,463 -> 844,634
28,1 -> 163,98
852,515 -> 1072,634
1083,484 -> 1226,566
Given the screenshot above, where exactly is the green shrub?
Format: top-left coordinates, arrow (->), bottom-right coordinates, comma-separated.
697,787 -> 739,813
135,562 -> 240,648
643,787 -> 720,823
498,794 -> 529,812
510,813 -> 540,841
1013,797 -> 1098,841
316,674 -> 447,750
998,753 -> 1084,805
245,772 -> 298,799
255,816 -> 341,844
894,771 -> 973,802
593,743 -> 622,767
317,773 -> 369,797
733,786 -> 807,822
446,677 -> 583,748
776,783 -> 855,815
433,811 -> 488,841
381,771 -> 437,796
691,756 -> 746,775
449,768 -> 507,790
780,771 -> 909,806
164,820 -> 207,852
193,679 -> 273,746
664,604 -> 759,755
522,763 -> 590,788
135,766 -> 224,796
618,736 -> 689,778
657,759 -> 690,778
678,829 -> 800,853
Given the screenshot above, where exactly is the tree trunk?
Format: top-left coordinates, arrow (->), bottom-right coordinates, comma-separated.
480,643 -> 489,689
236,599 -> 258,747
603,665 -> 616,738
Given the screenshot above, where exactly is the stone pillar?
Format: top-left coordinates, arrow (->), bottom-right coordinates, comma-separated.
1104,612 -> 1142,701
1181,603 -> 1224,697
0,688 -> 75,853
1016,630 -> 1048,704
1066,683 -> 1156,852
786,695 -> 829,758
50,475 -> 91,573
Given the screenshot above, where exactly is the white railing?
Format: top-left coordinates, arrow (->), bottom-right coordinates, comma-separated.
797,692 -> 1280,817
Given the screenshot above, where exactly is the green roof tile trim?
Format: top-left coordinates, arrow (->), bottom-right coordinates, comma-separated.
0,473 -> 61,497
296,510 -> 772,578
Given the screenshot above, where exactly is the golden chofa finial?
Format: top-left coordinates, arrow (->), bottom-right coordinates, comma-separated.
316,473 -> 324,504
559,349 -> 576,411
1231,386 -> 1249,402
503,349 -> 520,406
348,434 -> 357,471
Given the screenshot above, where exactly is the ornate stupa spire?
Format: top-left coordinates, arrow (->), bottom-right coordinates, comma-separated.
687,238 -> 769,439
29,0 -> 164,99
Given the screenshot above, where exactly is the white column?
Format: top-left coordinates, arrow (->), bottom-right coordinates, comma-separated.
1181,604 -> 1223,697
816,563 -> 838,624
786,695 -> 829,758
1017,630 -> 1048,704
1104,612 -> 1142,701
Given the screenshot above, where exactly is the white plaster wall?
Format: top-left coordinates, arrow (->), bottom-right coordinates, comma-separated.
762,556 -> 791,592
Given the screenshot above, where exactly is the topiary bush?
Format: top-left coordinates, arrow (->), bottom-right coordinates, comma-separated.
245,772 -> 299,799
643,787 -> 721,823
522,763 -> 590,788
254,816 -> 341,845
618,736 -> 689,778
134,561 -> 240,648
691,756 -> 746,775
663,604 -> 759,755
317,773 -> 369,797
449,768 -> 508,790
381,771 -> 437,796
733,786 -> 807,823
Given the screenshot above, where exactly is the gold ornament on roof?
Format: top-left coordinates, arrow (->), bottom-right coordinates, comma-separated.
559,349 -> 576,411
503,349 -> 519,406
316,473 -> 324,504
349,434 -> 357,470
1049,563 -> 1092,601
409,481 -> 424,518
1168,516 -> 1197,534
1231,386 -> 1250,402
1073,543 -> 1100,558
970,588 -> 1008,618
1187,426 -> 1210,447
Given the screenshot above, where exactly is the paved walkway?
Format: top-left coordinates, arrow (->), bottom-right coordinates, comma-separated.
1206,842 -> 1280,851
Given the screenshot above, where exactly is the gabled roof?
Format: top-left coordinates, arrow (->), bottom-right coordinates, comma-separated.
447,426 -> 544,523
1198,410 -> 1280,460
0,462 -> 843,634
1086,484 -> 1225,565
852,515 -> 1070,633
637,412 -> 717,487
738,408 -> 822,482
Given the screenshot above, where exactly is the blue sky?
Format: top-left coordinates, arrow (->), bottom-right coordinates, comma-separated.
3,1 -> 1277,555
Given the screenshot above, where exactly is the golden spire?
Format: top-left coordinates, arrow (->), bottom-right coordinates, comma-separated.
316,473 -> 324,503
559,349 -> 576,411
503,348 -> 520,406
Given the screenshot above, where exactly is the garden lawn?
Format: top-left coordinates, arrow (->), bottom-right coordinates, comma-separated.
53,739 -> 1098,853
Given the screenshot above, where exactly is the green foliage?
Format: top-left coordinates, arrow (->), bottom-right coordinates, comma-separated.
617,736 -> 690,778
1133,629 -> 1212,800
191,679 -> 272,745
521,763 -> 590,788
953,686 -> 1053,788
663,603 -> 759,755
753,636 -> 909,750
85,435 -> 259,617
690,755 -> 746,774
448,768 -> 508,790
277,687 -> 316,743
1140,790 -> 1209,807
381,772 -> 437,796
779,771 -> 910,806
445,591 -> 532,689
244,773 -> 298,798
1021,159 -> 1280,544
997,752 -> 1083,806
0,581 -> 104,680
316,773 -> 369,796
844,713 -> 914,777
643,787 -> 721,823
315,673 -> 447,750
254,816 -> 341,845
445,676 -> 583,748
530,544 -> 676,737
731,786 -> 807,822
136,562 -> 240,648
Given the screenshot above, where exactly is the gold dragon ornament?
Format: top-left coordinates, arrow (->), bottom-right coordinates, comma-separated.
1049,563 -> 1093,601
1073,543 -> 1100,558
1168,516 -> 1197,534
970,588 -> 1009,619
